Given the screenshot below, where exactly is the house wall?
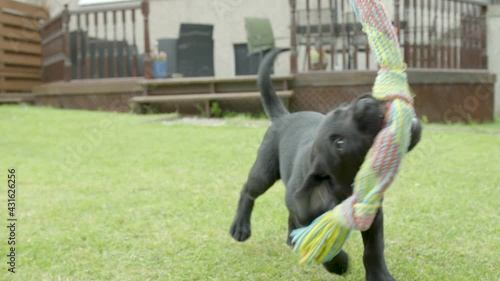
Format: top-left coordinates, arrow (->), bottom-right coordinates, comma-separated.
40,0 -> 400,76
41,0 -> 292,77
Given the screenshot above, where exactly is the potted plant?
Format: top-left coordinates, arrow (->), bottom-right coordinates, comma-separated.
151,50 -> 168,79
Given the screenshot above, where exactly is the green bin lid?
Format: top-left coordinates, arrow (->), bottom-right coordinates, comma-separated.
244,17 -> 275,55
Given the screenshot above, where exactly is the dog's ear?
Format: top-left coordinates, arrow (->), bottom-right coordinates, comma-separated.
294,173 -> 330,199
294,157 -> 330,199
407,117 -> 422,152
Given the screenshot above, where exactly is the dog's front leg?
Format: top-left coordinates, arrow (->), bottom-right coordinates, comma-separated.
361,208 -> 396,281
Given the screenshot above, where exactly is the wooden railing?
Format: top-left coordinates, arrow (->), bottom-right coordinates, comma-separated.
40,0 -> 151,83
289,0 -> 489,73
0,0 -> 48,93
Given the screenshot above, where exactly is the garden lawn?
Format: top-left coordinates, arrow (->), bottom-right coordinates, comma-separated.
0,105 -> 498,281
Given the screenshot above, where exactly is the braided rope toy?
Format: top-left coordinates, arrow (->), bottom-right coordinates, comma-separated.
290,0 -> 416,265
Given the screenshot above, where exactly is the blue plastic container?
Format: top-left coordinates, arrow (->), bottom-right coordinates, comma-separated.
152,61 -> 168,79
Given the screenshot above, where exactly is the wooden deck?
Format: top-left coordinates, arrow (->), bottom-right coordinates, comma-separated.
33,75 -> 294,96
32,75 -> 295,115
33,77 -> 143,95
32,69 -> 496,123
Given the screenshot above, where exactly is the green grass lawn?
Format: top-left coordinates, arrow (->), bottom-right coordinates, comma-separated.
0,105 -> 498,281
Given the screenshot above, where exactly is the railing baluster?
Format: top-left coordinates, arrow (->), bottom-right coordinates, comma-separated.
412,0 -> 417,67
142,0 -> 151,79
465,3 -> 470,69
466,2 -> 470,69
447,0 -> 451,69
480,5 -> 486,69
341,0 -> 346,69
85,13 -> 90,79
306,0 -> 312,71
76,14 -> 82,79
394,0 -> 401,39
131,9 -> 138,76
394,0 -> 401,69
474,3 -> 478,68
329,0 -> 335,71
420,0 -> 424,68
427,0 -> 432,68
460,1 -> 464,68
113,11 -> 119,77
318,0 -> 324,70
476,4 -> 481,69
290,0 -> 298,74
471,3 -> 480,68
474,3 -> 478,69
103,11 -> 109,78
94,12 -> 100,78
434,0 -> 439,68
404,0 -> 410,65
453,0 -> 458,69
440,0 -> 445,68
472,4 -> 476,69
443,0 -> 447,68
122,10 -> 129,77
473,4 -> 478,69
352,1 -> 358,70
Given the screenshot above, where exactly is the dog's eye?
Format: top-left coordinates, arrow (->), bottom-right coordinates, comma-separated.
336,138 -> 344,151
330,135 -> 344,152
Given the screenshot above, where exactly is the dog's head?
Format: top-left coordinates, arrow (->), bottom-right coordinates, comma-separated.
309,93 -> 421,189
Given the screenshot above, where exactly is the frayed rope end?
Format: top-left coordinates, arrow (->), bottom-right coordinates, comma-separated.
290,209 -> 352,265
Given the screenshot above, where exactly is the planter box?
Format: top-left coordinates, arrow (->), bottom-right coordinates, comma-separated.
152,61 -> 168,79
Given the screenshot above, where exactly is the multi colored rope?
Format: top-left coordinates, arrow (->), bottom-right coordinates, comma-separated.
290,0 -> 416,265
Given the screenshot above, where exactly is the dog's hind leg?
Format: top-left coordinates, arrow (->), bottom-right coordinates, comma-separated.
229,146 -> 279,242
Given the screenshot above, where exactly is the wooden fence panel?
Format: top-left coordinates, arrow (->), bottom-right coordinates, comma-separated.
0,0 -> 48,94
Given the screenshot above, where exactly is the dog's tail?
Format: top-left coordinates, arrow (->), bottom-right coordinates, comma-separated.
258,48 -> 290,121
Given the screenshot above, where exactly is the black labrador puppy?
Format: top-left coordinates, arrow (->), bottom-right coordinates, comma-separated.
229,48 -> 421,281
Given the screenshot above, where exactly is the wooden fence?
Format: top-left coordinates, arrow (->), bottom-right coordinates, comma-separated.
289,0 -> 489,73
40,0 -> 151,83
0,0 -> 48,95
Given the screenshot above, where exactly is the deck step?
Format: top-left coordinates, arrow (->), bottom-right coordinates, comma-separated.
129,90 -> 293,116
130,91 -> 293,103
0,93 -> 35,104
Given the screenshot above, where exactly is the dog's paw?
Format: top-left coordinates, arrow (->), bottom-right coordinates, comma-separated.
229,221 -> 251,242
323,251 -> 349,275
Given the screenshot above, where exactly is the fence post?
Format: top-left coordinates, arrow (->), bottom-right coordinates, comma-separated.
62,4 -> 72,81
289,0 -> 298,74
142,0 -> 152,79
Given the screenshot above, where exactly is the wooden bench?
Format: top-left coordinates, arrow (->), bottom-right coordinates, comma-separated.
129,90 -> 293,117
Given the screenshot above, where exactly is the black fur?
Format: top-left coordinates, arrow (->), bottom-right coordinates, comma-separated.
230,48 -> 422,281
